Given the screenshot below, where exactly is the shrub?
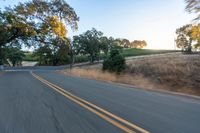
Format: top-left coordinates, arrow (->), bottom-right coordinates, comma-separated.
103,49 -> 125,73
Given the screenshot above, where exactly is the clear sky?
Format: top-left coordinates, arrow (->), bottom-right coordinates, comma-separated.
0,0 -> 195,49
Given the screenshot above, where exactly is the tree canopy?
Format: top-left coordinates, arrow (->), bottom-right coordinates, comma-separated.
0,0 -> 79,66
176,23 -> 200,51
130,40 -> 147,48
73,28 -> 103,63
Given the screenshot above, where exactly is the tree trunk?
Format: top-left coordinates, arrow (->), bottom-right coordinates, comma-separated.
0,46 -> 4,65
70,54 -> 74,69
69,42 -> 74,69
12,61 -> 16,67
188,38 -> 192,53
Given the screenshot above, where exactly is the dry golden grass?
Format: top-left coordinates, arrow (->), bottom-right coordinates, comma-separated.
60,54 -> 200,96
126,54 -> 200,95
61,68 -> 155,89
61,63 -> 116,81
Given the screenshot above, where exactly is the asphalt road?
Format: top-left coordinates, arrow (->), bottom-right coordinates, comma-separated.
0,70 -> 200,133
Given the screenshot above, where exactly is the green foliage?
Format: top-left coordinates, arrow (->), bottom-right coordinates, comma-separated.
72,29 -> 126,63
176,34 -> 189,51
74,55 -> 89,63
0,10 -> 35,65
34,45 -> 52,65
23,52 -> 38,61
6,47 -> 25,66
99,36 -> 110,55
34,38 -> 70,66
13,0 -> 79,53
103,49 -> 125,73
0,0 -> 79,66
176,23 -> 200,52
14,0 -> 79,32
121,39 -> 130,48
72,48 -> 178,64
0,10 -> 35,48
73,28 -> 103,63
52,43 -> 70,66
176,24 -> 193,53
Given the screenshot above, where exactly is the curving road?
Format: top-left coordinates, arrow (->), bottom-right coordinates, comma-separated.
0,70 -> 200,133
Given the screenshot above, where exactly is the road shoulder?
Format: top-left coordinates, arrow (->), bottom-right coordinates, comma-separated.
58,71 -> 200,101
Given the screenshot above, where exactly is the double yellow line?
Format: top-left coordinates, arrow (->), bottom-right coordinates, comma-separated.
31,72 -> 150,133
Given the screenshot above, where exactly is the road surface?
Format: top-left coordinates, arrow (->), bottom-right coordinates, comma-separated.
0,69 -> 200,133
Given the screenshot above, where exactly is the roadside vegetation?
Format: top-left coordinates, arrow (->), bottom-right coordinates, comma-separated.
103,49 -> 125,73
61,53 -> 200,96
23,52 -> 38,62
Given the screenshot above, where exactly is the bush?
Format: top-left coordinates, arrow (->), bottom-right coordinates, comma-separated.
103,49 -> 125,73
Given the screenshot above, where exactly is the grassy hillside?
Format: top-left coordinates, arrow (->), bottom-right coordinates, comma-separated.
60,53 -> 200,96
122,48 -> 179,57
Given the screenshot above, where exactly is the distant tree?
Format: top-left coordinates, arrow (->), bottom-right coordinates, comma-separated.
130,40 -> 147,48
108,37 -> 123,50
113,38 -> 130,48
103,49 -> 125,73
34,45 -> 52,65
73,28 -> 103,63
176,34 -> 189,51
100,36 -> 110,55
176,24 -> 193,52
114,38 -> 122,47
6,47 -> 24,66
185,0 -> 200,20
99,36 -> 122,55
121,39 -> 131,48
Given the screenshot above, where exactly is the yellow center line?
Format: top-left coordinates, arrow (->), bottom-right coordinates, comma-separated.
31,72 -> 150,133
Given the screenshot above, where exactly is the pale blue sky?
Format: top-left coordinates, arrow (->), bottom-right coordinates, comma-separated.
1,0 -> 195,49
